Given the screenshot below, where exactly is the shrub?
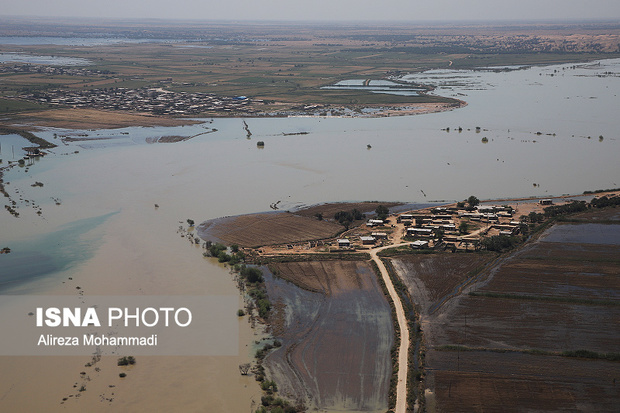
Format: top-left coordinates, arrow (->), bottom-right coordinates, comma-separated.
117,356 -> 136,366
218,251 -> 231,262
242,267 -> 264,283
257,299 -> 271,318
481,234 -> 519,252
209,243 -> 227,257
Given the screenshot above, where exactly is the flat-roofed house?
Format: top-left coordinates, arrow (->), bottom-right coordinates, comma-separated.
337,239 -> 351,248
360,236 -> 376,245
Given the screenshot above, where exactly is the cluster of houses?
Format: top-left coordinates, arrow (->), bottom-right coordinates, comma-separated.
337,231 -> 388,249
0,63 -> 112,77
18,87 -> 256,116
336,203 -> 523,251
402,205 -> 521,248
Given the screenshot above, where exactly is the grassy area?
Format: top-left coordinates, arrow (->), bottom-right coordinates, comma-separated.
0,98 -> 50,114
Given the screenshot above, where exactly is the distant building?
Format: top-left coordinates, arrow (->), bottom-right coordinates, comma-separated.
407,228 -> 433,237
410,240 -> 429,249
360,236 -> 376,245
337,239 -> 351,248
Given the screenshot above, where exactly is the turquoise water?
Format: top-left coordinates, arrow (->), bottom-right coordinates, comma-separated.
0,211 -> 117,292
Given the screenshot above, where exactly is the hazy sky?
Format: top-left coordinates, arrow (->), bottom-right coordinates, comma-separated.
3,0 -> 620,22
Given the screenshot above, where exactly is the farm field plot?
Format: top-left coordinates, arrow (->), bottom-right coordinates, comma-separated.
391,253 -> 495,313
390,212 -> 620,412
197,211 -> 342,247
435,295 -> 619,351
263,260 -> 393,412
428,350 -> 620,413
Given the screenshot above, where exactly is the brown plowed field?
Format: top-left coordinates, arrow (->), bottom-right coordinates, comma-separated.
391,253 -> 495,313
197,212 -> 342,247
263,260 -> 393,412
428,350 -> 620,413
390,211 -> 620,412
436,296 -> 620,351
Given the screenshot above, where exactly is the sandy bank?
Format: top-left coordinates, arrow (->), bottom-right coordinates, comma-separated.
8,108 -> 202,130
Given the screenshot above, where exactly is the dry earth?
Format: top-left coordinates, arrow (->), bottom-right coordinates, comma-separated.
10,108 -> 200,129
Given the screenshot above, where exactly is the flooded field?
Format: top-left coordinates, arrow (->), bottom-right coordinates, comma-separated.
391,209 -> 620,412
263,261 -> 393,412
541,222 -> 620,245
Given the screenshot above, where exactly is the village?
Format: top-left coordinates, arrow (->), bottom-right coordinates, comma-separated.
18,86 -> 257,116
257,198 -> 562,256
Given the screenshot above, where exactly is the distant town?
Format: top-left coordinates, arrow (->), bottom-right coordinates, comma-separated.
19,86 -> 257,116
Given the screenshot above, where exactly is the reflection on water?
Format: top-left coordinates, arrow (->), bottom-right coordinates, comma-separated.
0,134 -> 30,159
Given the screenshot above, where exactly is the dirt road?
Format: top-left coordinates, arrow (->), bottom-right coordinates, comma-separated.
370,243 -> 409,413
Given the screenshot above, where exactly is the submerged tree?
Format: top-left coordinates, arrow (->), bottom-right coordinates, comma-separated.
239,363 -> 251,375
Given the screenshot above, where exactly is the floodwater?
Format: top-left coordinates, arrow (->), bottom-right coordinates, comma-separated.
541,223 -> 620,245
322,79 -> 424,96
0,37 -> 171,46
0,52 -> 92,65
1,57 -> 620,410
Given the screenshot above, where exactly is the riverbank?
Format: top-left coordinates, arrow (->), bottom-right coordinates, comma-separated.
2,100 -> 464,130
5,108 -> 202,130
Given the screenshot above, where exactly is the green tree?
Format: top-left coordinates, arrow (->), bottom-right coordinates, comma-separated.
434,228 -> 444,241
351,208 -> 364,220
459,221 -> 469,234
467,195 -> 480,208
241,267 -> 264,284
375,205 -> 389,220
334,210 -> 353,228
